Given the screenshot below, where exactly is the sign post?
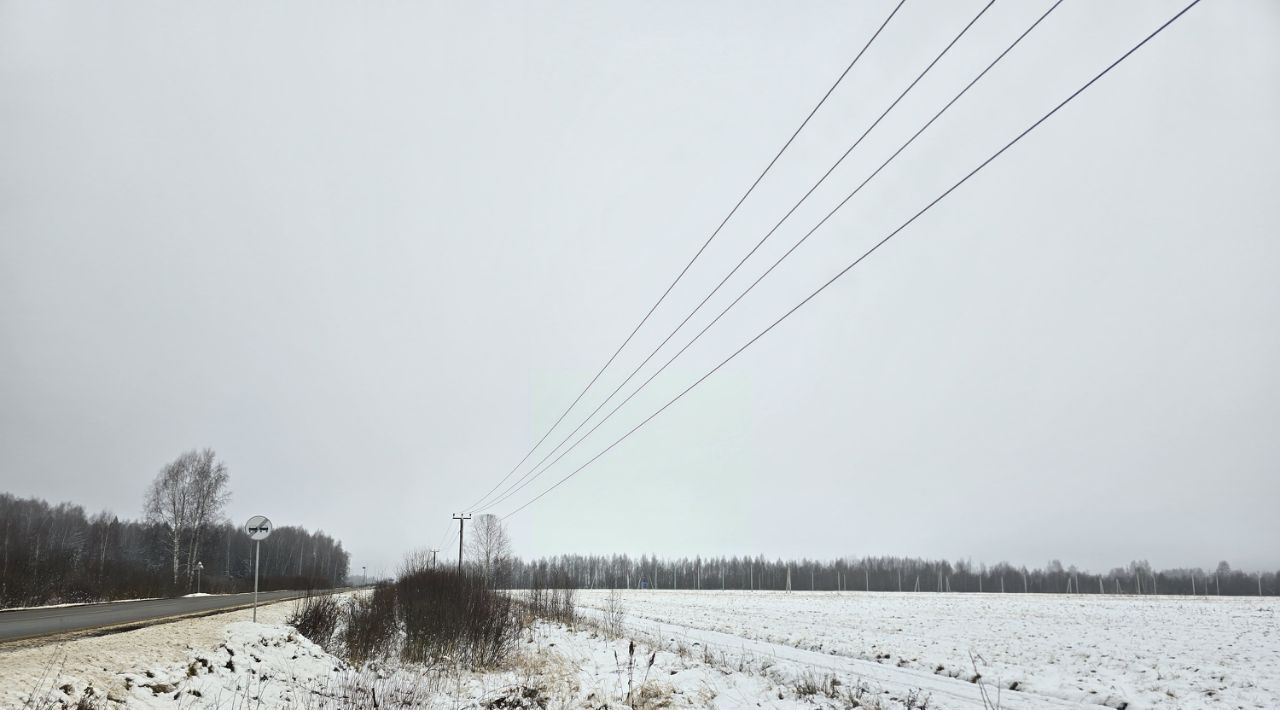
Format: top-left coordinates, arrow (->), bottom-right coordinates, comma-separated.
245,515 -> 273,622
196,561 -> 204,594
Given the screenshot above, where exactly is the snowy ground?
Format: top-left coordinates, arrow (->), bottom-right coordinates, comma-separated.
4,590 -> 1275,708
576,590 -> 1280,710
1,596 -> 815,709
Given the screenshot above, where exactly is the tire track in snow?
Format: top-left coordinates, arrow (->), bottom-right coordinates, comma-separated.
579,604 -> 1114,710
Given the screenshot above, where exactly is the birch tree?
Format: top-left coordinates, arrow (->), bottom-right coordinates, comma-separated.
467,514 -> 512,584
144,448 -> 230,586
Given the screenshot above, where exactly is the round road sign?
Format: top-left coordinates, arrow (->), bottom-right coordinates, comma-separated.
245,515 -> 273,541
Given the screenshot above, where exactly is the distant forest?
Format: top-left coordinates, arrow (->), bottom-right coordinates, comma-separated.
506,554 -> 1277,596
0,450 -> 349,608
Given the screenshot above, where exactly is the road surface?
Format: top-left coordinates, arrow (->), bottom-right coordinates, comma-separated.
0,590 -> 310,643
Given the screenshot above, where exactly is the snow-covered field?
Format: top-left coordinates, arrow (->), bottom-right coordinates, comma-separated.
578,590 -> 1280,710
4,590 -> 1276,709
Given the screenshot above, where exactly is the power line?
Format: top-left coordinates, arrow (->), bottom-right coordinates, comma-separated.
479,0 -> 1044,513
458,0 -> 909,515
499,0 -> 1203,521
477,0 -> 996,514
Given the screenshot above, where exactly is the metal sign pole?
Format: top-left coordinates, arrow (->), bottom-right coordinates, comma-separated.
253,539 -> 260,622
244,515 -> 272,623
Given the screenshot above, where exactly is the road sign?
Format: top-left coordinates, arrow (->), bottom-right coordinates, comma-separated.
245,515 -> 272,622
245,515 -> 272,541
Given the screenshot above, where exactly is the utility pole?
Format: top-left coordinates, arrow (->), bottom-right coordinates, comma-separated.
429,549 -> 439,568
453,513 -> 471,573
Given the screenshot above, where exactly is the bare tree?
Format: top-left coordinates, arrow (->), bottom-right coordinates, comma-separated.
400,547 -> 436,577
184,450 -> 230,588
145,455 -> 192,584
144,449 -> 230,587
467,514 -> 511,585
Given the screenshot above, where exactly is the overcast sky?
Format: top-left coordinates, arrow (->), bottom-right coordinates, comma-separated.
2,0 -> 1277,576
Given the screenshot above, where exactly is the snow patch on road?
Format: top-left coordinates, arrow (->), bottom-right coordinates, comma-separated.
0,598 -> 161,612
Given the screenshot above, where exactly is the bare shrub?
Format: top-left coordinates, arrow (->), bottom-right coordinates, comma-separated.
526,570 -> 576,624
342,583 -> 399,665
336,569 -> 522,669
288,594 -> 342,651
970,652 -> 1001,710
397,568 -> 521,668
603,589 -> 626,638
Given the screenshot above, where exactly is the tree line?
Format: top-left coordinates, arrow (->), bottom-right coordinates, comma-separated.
499,553 -> 1278,596
0,449 -> 350,608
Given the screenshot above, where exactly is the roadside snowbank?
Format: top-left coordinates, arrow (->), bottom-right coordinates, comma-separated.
4,596 -> 863,709
0,599 -> 298,707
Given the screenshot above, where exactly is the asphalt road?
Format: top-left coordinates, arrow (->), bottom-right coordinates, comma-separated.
0,590 -> 309,643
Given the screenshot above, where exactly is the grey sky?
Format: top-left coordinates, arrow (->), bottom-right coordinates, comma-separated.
2,0 -> 1277,576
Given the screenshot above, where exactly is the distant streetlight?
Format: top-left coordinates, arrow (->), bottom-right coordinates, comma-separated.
196,561 -> 204,594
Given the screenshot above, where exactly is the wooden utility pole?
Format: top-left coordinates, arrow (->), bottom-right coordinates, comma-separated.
452,513 -> 471,573
429,548 -> 439,568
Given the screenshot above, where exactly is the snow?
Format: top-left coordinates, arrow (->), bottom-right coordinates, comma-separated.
0,597 -> 161,612
0,598 -> 301,707
5,589 -> 1276,709
576,590 -> 1280,710
0,594 -> 854,708
182,593 -> 215,598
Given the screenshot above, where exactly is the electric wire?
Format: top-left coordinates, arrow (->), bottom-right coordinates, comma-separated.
479,0 -> 1047,513
499,0 -> 1203,520
475,0 -> 997,513
457,0 -> 909,515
